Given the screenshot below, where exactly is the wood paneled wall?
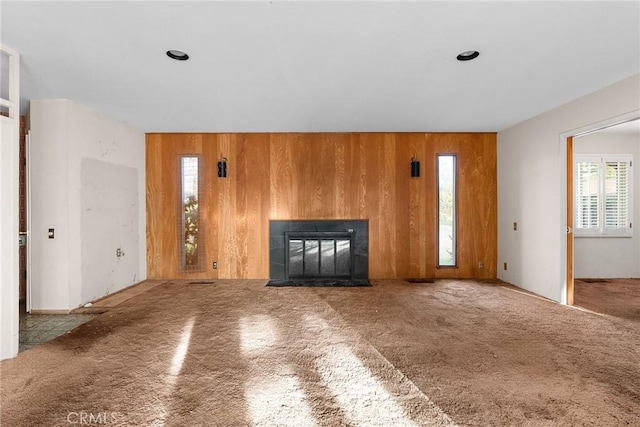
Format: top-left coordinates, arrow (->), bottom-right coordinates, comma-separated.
146,133 -> 497,280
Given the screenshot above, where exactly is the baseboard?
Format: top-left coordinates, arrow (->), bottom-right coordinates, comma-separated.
29,309 -> 71,315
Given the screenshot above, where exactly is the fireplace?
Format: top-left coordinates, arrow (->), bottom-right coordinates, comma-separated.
270,220 -> 368,285
286,232 -> 353,280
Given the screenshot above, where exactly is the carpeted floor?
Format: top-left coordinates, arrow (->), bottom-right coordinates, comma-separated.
1,279 -> 639,426
266,279 -> 371,287
574,278 -> 640,321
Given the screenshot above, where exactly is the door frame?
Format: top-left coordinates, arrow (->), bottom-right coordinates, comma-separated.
560,110 -> 640,305
25,130 -> 32,312
0,44 -> 20,359
566,136 -> 574,305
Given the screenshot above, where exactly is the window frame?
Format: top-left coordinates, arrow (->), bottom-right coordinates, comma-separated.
436,153 -> 458,268
178,154 -> 205,271
574,154 -> 633,238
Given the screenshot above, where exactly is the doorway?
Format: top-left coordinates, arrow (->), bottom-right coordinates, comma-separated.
566,115 -> 640,307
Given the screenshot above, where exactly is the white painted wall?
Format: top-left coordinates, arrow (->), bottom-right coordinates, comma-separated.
29,102 -> 70,310
497,74 -> 640,303
573,131 -> 640,278
29,99 -> 146,311
0,117 -> 19,359
1,45 -> 20,360
80,159 -> 140,303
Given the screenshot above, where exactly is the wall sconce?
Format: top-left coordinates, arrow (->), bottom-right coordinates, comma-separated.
411,156 -> 420,178
217,156 -> 227,178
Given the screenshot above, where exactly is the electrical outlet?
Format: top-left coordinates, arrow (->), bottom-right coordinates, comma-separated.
513,222 -> 518,231
503,262 -> 508,271
478,261 -> 484,269
213,261 -> 218,270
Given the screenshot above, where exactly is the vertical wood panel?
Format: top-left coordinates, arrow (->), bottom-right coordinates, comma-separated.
269,134 -> 289,219
362,134 -> 382,277
334,135 -> 347,218
423,134 -> 438,278
145,135 -> 162,276
347,134 -> 367,220
146,132 -> 497,280
394,134 -> 412,278
218,134 -> 236,278
378,134 -> 397,277
235,135 -> 249,278
202,134 -> 219,279
162,134 -> 180,276
243,134 -> 270,278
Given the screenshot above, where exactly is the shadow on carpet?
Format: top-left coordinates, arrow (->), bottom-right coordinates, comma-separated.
406,278 -> 435,284
267,279 -> 371,287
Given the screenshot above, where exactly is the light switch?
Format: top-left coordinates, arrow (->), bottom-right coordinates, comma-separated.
48,228 -> 55,239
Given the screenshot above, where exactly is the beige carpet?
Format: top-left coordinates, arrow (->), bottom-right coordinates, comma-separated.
575,278 -> 640,321
1,279 -> 639,426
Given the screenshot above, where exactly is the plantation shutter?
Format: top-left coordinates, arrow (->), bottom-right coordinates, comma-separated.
575,159 -> 600,230
604,160 -> 630,230
574,154 -> 632,236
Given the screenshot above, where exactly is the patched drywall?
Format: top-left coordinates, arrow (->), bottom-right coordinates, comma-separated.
29,99 -> 145,311
81,159 -> 139,303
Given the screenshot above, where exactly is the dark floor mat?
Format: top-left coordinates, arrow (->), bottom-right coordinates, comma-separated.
577,279 -> 611,284
267,279 -> 371,287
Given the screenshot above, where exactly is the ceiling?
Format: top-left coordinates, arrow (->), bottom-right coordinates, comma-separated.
1,1 -> 639,133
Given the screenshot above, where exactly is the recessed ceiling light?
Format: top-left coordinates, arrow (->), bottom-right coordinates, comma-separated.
166,50 -> 189,61
456,50 -> 480,61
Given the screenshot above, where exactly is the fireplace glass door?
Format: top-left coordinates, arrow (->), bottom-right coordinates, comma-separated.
286,232 -> 352,280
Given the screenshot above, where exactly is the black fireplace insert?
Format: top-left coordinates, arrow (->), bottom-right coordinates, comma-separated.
269,220 -> 369,286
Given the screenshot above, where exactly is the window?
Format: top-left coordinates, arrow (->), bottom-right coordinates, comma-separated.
180,156 -> 203,270
437,155 -> 457,266
575,154 -> 633,236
